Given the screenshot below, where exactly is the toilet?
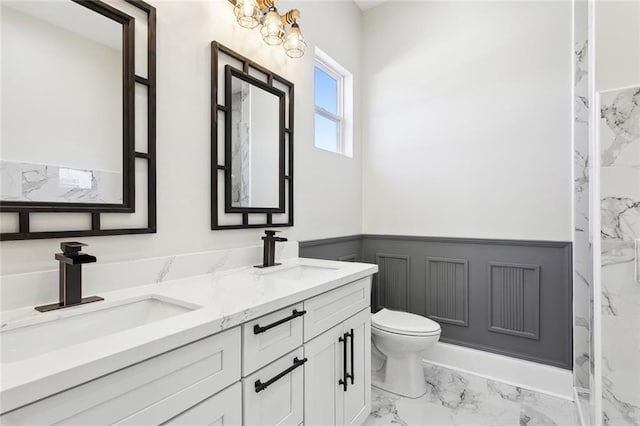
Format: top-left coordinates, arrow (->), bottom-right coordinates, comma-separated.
371,308 -> 441,398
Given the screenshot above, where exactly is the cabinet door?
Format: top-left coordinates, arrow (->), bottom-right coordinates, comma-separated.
304,323 -> 344,426
303,277 -> 371,342
243,303 -> 304,375
341,309 -> 371,426
2,327 -> 241,426
243,347 -> 305,426
164,382 -> 241,426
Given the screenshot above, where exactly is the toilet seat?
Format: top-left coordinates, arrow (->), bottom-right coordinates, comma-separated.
372,308 -> 441,336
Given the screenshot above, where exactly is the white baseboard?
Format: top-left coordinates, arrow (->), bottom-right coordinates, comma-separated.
422,342 -> 574,401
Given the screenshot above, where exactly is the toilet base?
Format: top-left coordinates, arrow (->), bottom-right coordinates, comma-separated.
372,354 -> 428,399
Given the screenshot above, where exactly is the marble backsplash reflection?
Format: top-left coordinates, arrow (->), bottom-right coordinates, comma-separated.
0,160 -> 122,204
599,86 -> 640,425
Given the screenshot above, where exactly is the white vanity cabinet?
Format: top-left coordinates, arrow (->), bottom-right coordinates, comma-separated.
1,271 -> 374,426
241,304 -> 306,426
163,382 -> 242,425
1,327 -> 242,425
303,278 -> 372,426
239,276 -> 372,426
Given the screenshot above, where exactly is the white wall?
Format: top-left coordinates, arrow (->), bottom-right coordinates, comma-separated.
250,86 -> 280,207
0,0 -> 363,275
287,1 -> 363,241
361,1 -> 573,241
595,0 -> 640,91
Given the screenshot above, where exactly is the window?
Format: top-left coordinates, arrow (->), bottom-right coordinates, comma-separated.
314,48 -> 353,156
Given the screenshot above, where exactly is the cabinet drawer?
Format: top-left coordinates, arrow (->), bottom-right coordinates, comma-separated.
242,347 -> 305,426
303,277 -> 371,342
164,382 -> 242,426
242,303 -> 304,375
1,327 -> 241,425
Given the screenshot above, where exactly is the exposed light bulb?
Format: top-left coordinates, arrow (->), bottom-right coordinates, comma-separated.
260,7 -> 285,46
283,22 -> 306,58
234,0 -> 261,29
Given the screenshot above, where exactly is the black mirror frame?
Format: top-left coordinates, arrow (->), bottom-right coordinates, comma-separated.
211,41 -> 294,230
0,0 -> 157,241
224,65 -> 286,214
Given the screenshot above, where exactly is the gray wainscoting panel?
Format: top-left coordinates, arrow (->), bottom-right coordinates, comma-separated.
300,234 -> 572,369
376,254 -> 410,312
426,257 -> 469,327
299,235 -> 363,263
338,254 -> 357,262
488,262 -> 540,340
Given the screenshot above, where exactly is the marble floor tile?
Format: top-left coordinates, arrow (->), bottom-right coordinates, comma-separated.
576,390 -> 594,426
364,364 -> 579,426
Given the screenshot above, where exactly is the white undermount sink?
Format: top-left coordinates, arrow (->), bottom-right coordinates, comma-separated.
262,264 -> 341,280
1,295 -> 199,363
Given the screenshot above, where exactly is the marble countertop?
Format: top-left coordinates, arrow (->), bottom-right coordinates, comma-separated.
0,257 -> 377,413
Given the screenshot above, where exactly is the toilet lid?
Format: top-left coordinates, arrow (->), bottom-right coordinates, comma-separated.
372,309 -> 441,336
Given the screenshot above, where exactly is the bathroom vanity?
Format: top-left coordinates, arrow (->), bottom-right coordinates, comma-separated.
0,257 -> 376,425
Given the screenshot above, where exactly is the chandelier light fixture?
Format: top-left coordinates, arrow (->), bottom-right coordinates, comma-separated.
231,0 -> 306,58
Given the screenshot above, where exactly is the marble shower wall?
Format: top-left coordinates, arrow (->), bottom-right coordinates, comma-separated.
599,86 -> 640,425
573,0 -> 593,393
230,84 -> 251,207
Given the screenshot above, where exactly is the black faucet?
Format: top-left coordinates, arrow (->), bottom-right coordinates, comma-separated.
35,242 -> 103,312
255,230 -> 288,268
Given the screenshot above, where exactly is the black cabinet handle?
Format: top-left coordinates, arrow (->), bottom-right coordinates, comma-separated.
348,328 -> 354,385
253,309 -> 306,334
255,357 -> 307,393
338,333 -> 348,391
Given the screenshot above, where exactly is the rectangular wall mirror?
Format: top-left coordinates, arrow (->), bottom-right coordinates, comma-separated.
0,0 -> 157,240
211,42 -> 294,230
225,66 -> 285,212
1,0 -> 132,207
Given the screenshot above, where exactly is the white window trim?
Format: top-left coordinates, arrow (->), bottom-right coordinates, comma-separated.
314,60 -> 343,152
314,47 -> 353,157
